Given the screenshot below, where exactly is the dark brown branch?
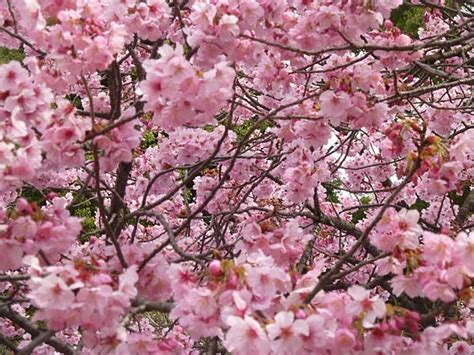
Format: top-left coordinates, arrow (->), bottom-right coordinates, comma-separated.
0,308 -> 74,354
18,330 -> 55,355
303,157 -> 420,304
108,60 -> 122,121
131,298 -> 173,313
0,331 -> 17,352
0,274 -> 30,283
456,189 -> 474,227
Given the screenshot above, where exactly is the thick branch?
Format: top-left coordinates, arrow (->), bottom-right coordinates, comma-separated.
0,308 -> 74,354
456,189 -> 474,227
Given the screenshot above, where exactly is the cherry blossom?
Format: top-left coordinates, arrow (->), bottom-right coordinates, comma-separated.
0,0 -> 472,353
224,315 -> 271,355
266,311 -> 309,355
347,285 -> 387,328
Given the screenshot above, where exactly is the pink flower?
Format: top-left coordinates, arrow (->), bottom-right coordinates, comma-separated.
444,264 -> 465,289
454,232 -> 474,275
138,258 -> 173,302
348,285 -> 386,328
76,285 -> 116,329
335,328 -> 356,350
224,315 -> 271,355
139,44 -> 234,131
190,287 -> 219,318
170,287 -> 222,339
0,61 -> 29,93
117,333 -> 160,354
217,14 -> 240,42
118,266 -> 138,300
363,102 -> 388,128
209,260 -> 223,276
392,275 -> 422,298
315,5 -> 342,30
423,232 -> 454,264
449,341 -> 473,354
294,121 -> 332,149
422,281 -> 456,302
375,256 -> 404,276
29,274 -> 76,310
319,90 -> 352,125
168,263 -> 197,296
0,240 -> 23,270
397,209 -> 422,249
267,311 -> 309,355
303,313 -> 336,351
244,253 -> 290,309
283,163 -> 318,204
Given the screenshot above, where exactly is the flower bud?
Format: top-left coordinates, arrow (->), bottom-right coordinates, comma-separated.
209,260 -> 223,276
295,309 -> 307,319
384,20 -> 393,30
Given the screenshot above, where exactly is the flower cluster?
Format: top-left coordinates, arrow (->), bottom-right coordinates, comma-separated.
0,0 -> 472,354
389,231 -> 474,303
0,197 -> 81,270
139,44 -> 235,131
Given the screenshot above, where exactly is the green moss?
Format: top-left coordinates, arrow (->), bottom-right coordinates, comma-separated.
69,195 -> 97,243
66,93 -> 83,110
0,344 -> 13,354
130,66 -> 138,81
45,16 -> 59,26
0,47 -> 24,64
391,4 -> 425,38
448,184 -> 471,206
140,130 -> 158,150
233,117 -> 272,141
183,185 -> 193,204
203,124 -> 215,132
410,198 -> 430,212
85,151 -> 94,162
177,168 -> 195,205
20,186 -> 45,205
351,207 -> 367,224
139,219 -> 155,228
322,180 -> 341,204
78,216 -> 97,242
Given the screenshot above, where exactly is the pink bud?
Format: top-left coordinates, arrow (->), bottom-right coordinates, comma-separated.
388,319 -> 398,331
384,20 -> 393,30
227,273 -> 238,288
295,309 -> 306,319
16,198 -> 31,214
440,227 -> 450,235
46,191 -> 58,200
208,260 -> 223,276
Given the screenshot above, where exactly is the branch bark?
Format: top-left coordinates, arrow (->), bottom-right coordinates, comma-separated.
0,308 -> 74,354
456,189 -> 474,227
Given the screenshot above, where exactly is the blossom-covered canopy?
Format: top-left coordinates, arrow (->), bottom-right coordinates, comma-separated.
0,0 -> 473,354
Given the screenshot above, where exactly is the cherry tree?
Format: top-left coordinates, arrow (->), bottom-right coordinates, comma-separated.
0,0 -> 473,353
